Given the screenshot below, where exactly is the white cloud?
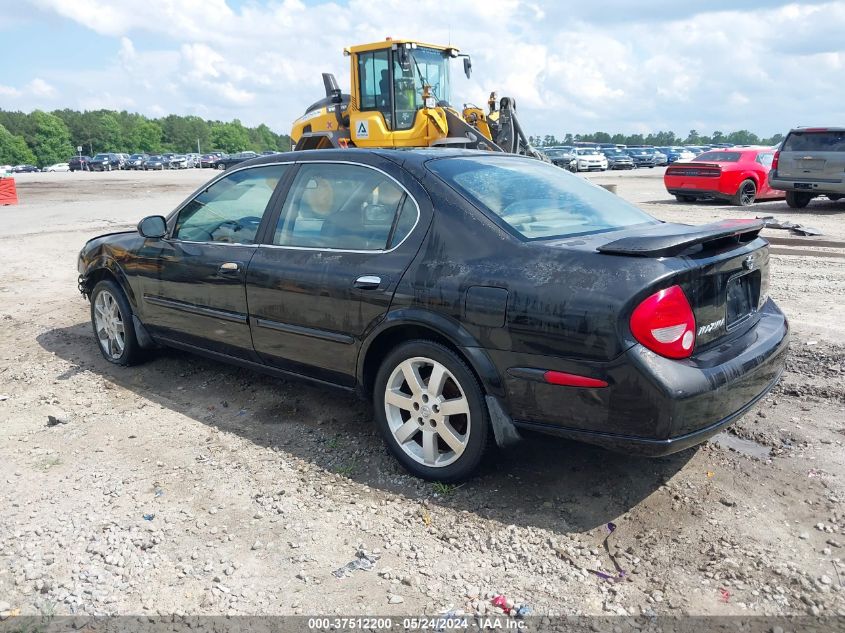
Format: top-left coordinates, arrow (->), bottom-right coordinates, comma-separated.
27,78 -> 56,97
10,0 -> 845,138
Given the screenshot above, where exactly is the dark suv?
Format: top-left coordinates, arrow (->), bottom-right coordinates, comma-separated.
69,156 -> 91,172
769,127 -> 845,208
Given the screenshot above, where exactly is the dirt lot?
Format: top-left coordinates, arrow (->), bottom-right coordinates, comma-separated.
0,167 -> 843,619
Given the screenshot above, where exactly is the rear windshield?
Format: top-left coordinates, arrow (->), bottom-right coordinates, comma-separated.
783,131 -> 845,152
428,155 -> 656,240
695,151 -> 741,162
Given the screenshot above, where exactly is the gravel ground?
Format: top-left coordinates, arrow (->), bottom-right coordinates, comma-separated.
0,168 -> 843,619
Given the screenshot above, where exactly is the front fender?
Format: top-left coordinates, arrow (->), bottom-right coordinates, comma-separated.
80,256 -> 137,309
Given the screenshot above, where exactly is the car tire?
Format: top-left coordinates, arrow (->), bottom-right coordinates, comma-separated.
217,163 -> 226,170
373,340 -> 490,482
90,280 -> 143,366
732,179 -> 757,207
827,194 -> 842,201
786,191 -> 812,209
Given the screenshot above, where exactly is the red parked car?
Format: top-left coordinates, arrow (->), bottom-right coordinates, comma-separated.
664,148 -> 783,206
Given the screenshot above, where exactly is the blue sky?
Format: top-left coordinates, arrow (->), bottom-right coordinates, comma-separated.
2,0 -> 844,138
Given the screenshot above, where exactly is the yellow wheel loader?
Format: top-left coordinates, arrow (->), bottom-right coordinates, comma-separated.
291,38 -> 542,158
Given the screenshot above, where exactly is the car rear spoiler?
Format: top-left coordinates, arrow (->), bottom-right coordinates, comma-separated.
597,219 -> 764,257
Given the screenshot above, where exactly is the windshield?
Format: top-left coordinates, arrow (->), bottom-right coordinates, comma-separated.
428,155 -> 656,240
576,148 -> 602,156
93,154 -> 109,160
393,46 -> 450,130
545,149 -> 570,157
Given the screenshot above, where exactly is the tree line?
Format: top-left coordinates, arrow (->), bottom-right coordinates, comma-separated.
529,129 -> 785,148
0,108 -> 293,167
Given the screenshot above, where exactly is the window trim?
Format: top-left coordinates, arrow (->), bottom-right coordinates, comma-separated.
165,161 -> 295,246
260,160 -> 422,255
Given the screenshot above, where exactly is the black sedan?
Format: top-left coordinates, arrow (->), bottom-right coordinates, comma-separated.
600,149 -> 635,170
625,148 -> 657,168
89,153 -> 123,172
77,149 -> 789,481
215,151 -> 259,170
143,155 -> 170,170
12,164 -> 40,173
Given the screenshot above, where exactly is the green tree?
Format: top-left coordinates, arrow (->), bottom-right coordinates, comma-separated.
0,124 -> 37,165
161,115 -> 210,152
248,123 -> 279,152
31,111 -> 74,166
130,119 -> 163,153
96,112 -> 123,153
209,120 -> 250,153
725,130 -> 760,145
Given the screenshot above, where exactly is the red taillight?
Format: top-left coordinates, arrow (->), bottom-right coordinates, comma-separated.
630,285 -> 696,359
772,150 -> 779,171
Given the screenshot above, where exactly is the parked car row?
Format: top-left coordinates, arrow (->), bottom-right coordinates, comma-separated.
61,150 -> 279,172
541,146 -> 669,171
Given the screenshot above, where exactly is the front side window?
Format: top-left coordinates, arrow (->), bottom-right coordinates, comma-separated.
358,49 -> 392,128
173,165 -> 288,244
429,155 -> 656,241
273,163 -> 416,250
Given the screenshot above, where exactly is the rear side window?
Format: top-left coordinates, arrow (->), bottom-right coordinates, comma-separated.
757,153 -> 774,168
429,155 -> 656,240
783,131 -> 845,152
274,163 -> 417,250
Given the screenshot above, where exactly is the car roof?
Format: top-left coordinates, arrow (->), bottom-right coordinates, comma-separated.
788,127 -> 845,133
236,147 -> 540,170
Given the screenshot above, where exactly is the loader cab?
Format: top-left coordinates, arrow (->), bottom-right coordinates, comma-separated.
350,40 -> 462,145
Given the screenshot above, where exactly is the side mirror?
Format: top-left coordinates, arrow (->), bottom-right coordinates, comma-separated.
463,56 -> 472,79
138,215 -> 167,239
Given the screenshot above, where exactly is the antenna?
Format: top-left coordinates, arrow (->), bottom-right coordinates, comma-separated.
448,24 -> 451,46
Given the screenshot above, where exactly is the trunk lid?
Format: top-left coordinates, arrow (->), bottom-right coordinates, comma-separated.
543,220 -> 770,351
599,219 -> 769,349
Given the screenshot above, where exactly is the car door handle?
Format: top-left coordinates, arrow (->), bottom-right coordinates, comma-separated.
353,275 -> 382,290
218,262 -> 240,276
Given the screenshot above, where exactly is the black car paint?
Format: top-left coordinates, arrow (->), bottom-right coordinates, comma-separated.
78,149 -> 789,456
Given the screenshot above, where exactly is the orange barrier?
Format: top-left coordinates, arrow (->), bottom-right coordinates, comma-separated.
0,177 -> 18,205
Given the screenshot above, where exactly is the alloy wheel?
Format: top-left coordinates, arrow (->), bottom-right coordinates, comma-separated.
94,290 -> 125,360
384,356 -> 471,468
740,182 -> 756,206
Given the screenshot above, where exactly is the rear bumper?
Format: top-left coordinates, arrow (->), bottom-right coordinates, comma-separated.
768,172 -> 845,195
514,367 -> 782,456
501,299 -> 789,456
666,186 -> 728,199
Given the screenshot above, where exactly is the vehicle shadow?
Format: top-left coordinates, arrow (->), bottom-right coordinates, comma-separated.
38,322 -> 694,535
